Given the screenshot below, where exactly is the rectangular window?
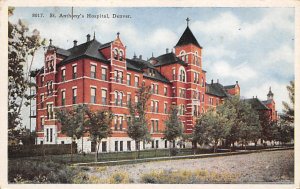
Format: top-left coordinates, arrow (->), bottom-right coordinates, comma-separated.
135,96 -> 138,104
127,141 -> 131,151
156,140 -> 159,149
164,103 -> 167,114
101,68 -> 107,80
102,141 -> 107,152
151,101 -> 154,112
202,94 -> 204,102
72,88 -> 77,104
114,116 -> 118,131
40,117 -> 44,130
118,71 -> 123,83
165,140 -> 168,148
62,69 -> 66,81
72,66 -> 77,79
115,141 -> 118,152
91,88 -> 96,103
151,141 -> 155,149
127,94 -> 131,105
50,128 -> 53,142
151,84 -> 154,93
46,128 -> 49,142
120,141 -> 123,151
101,89 -> 107,105
134,76 -> 139,87
155,120 -> 159,132
164,87 -> 167,96
91,65 -> 96,78
41,94 -> 44,109
155,85 -> 158,94
119,116 -> 123,131
155,101 -> 159,113
151,120 -> 154,133
127,74 -> 131,86
61,91 -> 65,106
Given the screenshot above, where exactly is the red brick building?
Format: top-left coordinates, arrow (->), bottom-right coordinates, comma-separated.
35,20 -> 242,152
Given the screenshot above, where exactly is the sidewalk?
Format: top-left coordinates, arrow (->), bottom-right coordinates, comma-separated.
73,146 -> 293,167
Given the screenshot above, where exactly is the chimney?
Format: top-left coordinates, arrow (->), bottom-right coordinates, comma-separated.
256,95 -> 257,98
236,81 -> 238,84
211,79 -> 213,84
166,48 -> 169,53
253,96 -> 254,99
86,34 -> 91,42
73,40 -> 77,47
217,79 -> 219,83
139,55 -> 142,60
133,53 -> 137,59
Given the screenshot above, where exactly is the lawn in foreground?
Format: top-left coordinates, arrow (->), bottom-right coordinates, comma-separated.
8,149 -> 294,183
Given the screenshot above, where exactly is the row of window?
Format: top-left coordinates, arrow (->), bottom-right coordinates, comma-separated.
113,48 -> 124,61
179,51 -> 201,66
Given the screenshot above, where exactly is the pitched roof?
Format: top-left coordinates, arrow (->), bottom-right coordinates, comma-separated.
153,52 -> 188,67
56,47 -> 71,57
175,26 -> 202,48
126,58 -> 170,83
244,98 -> 269,110
262,99 -> 273,105
57,39 -> 109,66
205,83 -> 228,97
224,84 -> 236,89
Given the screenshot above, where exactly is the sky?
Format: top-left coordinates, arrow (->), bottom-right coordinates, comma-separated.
9,7 -> 295,130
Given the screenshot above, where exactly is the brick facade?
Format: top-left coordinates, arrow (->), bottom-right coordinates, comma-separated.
35,23 -> 247,152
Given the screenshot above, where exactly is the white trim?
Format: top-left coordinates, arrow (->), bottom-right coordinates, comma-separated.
90,85 -> 97,88
72,86 -> 77,89
60,66 -> 66,70
72,63 -> 77,66
101,87 -> 108,90
101,65 -> 108,68
90,62 -> 97,66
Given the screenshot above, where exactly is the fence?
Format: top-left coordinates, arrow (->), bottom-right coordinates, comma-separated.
8,143 -> 77,158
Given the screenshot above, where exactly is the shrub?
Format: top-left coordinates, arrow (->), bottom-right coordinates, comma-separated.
141,169 -> 238,184
8,160 -> 81,183
108,172 -> 130,184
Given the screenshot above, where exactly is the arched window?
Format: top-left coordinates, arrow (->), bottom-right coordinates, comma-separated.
114,48 -> 118,60
119,50 -> 124,61
180,50 -> 186,62
178,66 -> 186,82
195,51 -> 198,65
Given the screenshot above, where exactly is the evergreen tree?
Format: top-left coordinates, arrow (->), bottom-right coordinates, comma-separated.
282,81 -> 294,123
127,82 -> 152,158
163,105 -> 183,156
86,109 -> 113,162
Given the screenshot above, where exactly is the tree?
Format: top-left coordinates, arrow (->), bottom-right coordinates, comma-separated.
218,96 -> 261,150
86,109 -> 113,162
127,82 -> 152,158
238,103 -> 261,148
275,119 -> 294,145
193,108 -> 227,153
163,105 -> 183,156
8,8 -> 45,142
56,105 -> 87,161
282,81 -> 294,123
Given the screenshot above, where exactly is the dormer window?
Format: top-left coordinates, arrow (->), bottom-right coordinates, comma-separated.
119,50 -> 124,61
114,48 -> 118,60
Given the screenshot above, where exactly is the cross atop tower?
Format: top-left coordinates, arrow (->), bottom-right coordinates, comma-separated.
186,17 -> 190,27
117,32 -> 120,38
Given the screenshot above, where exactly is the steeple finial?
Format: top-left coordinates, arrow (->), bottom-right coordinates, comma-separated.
117,32 -> 120,38
152,52 -> 154,57
93,31 -> 95,40
186,17 -> 190,27
49,39 -> 52,46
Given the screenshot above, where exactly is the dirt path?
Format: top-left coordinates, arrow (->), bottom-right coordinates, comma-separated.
87,149 -> 294,183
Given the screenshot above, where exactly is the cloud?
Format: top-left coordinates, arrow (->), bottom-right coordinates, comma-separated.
192,9 -> 294,42
207,60 -> 257,81
204,45 -> 236,59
